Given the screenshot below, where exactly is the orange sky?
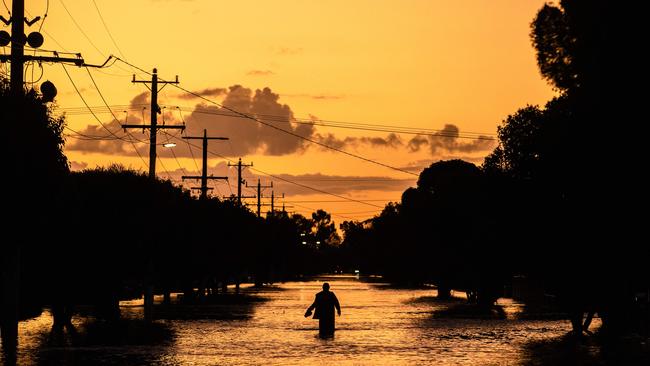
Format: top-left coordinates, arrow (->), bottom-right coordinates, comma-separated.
4,0 -> 556,221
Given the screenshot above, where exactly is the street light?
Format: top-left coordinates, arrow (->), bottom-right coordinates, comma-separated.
163,143 -> 176,148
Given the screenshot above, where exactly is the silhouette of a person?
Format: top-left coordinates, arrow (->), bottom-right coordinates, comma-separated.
304,282 -> 341,337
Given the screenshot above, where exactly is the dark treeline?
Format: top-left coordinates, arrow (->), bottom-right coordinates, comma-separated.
0,74 -> 343,327
17,163 -> 344,325
335,0 -> 648,337
2,0 -> 647,348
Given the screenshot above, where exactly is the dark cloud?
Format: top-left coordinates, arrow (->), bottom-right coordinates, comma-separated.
406,124 -> 495,155
66,92 -> 167,156
314,133 -> 402,150
358,133 -> 403,148
247,70 -> 275,76
407,136 -> 428,152
69,161 -> 88,171
183,85 -> 314,156
160,162 -> 414,198
176,87 -> 227,100
66,86 -> 492,161
130,91 -> 149,106
399,155 -> 489,174
69,86 -> 404,157
270,173 -> 414,196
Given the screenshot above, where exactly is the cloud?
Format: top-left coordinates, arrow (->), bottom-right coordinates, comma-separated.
66,92 -> 165,156
359,134 -> 403,148
62,87 -> 89,96
406,124 -> 496,155
176,87 -> 227,100
282,93 -> 345,100
181,85 -> 315,156
68,86 -> 313,157
69,161 -> 88,171
271,173 -> 414,196
130,91 -> 149,106
314,133 -> 403,150
275,47 -> 303,55
66,86 -> 492,162
407,136 -> 428,152
399,155 -> 489,174
247,70 -> 275,76
159,162 -> 414,198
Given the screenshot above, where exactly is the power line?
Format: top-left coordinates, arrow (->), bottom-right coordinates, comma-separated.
169,105 -> 496,140
157,156 -> 173,181
38,0 -> 50,32
58,0 -> 106,58
63,56 -> 407,207
60,64 -> 125,140
84,67 -> 147,143
160,132 -> 384,209
113,57 -> 418,177
91,0 -> 126,58
59,103 -> 496,139
63,125 -> 120,140
84,66 -> 151,171
167,140 -> 186,175
289,202 -> 357,221
285,199 -> 395,203
332,209 -> 383,215
282,177 -> 412,182
62,64 -> 148,167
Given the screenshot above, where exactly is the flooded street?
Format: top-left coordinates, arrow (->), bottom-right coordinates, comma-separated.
6,276 -> 599,365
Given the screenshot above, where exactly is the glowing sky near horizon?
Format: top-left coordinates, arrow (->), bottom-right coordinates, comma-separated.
3,0 -> 556,221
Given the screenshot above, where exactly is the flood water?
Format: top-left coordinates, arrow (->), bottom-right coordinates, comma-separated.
5,275 -> 602,365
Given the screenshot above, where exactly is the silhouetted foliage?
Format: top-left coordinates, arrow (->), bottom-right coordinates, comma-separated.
0,80 -> 70,321
338,160 -> 506,305
482,0 -> 648,335
9,155 -> 337,323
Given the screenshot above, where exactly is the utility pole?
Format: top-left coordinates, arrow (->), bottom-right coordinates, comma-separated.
9,0 -> 23,95
247,179 -> 272,217
123,68 -> 184,179
228,158 -> 253,204
0,1 -> 91,351
1,0 -> 91,96
122,69 -> 183,321
270,192 -> 288,214
276,191 -> 293,214
182,129 -> 228,200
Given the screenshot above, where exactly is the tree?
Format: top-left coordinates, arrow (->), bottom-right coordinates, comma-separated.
1,81 -> 69,328
312,209 -> 340,247
484,1 -> 647,334
413,160 -> 501,302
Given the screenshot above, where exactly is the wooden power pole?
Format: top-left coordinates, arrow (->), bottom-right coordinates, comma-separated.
247,179 -> 273,217
0,0 -> 95,350
122,68 -> 184,179
182,129 -> 228,199
121,69 -> 184,321
228,158 -> 253,204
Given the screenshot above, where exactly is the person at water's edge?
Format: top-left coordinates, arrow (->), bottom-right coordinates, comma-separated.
305,283 -> 341,336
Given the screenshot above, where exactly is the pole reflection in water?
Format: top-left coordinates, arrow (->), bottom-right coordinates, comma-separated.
5,275 -> 598,365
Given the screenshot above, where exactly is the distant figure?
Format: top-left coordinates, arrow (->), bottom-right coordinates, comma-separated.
304,282 -> 341,337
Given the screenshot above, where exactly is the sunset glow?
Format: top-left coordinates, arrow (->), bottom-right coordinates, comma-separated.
8,0 -> 555,219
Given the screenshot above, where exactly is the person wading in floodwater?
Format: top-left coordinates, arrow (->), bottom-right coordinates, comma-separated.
304,282 -> 341,337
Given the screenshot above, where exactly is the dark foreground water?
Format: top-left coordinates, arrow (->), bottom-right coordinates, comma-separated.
4,275 -> 617,365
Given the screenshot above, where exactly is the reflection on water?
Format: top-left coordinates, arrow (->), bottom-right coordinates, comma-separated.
4,276 -> 602,365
